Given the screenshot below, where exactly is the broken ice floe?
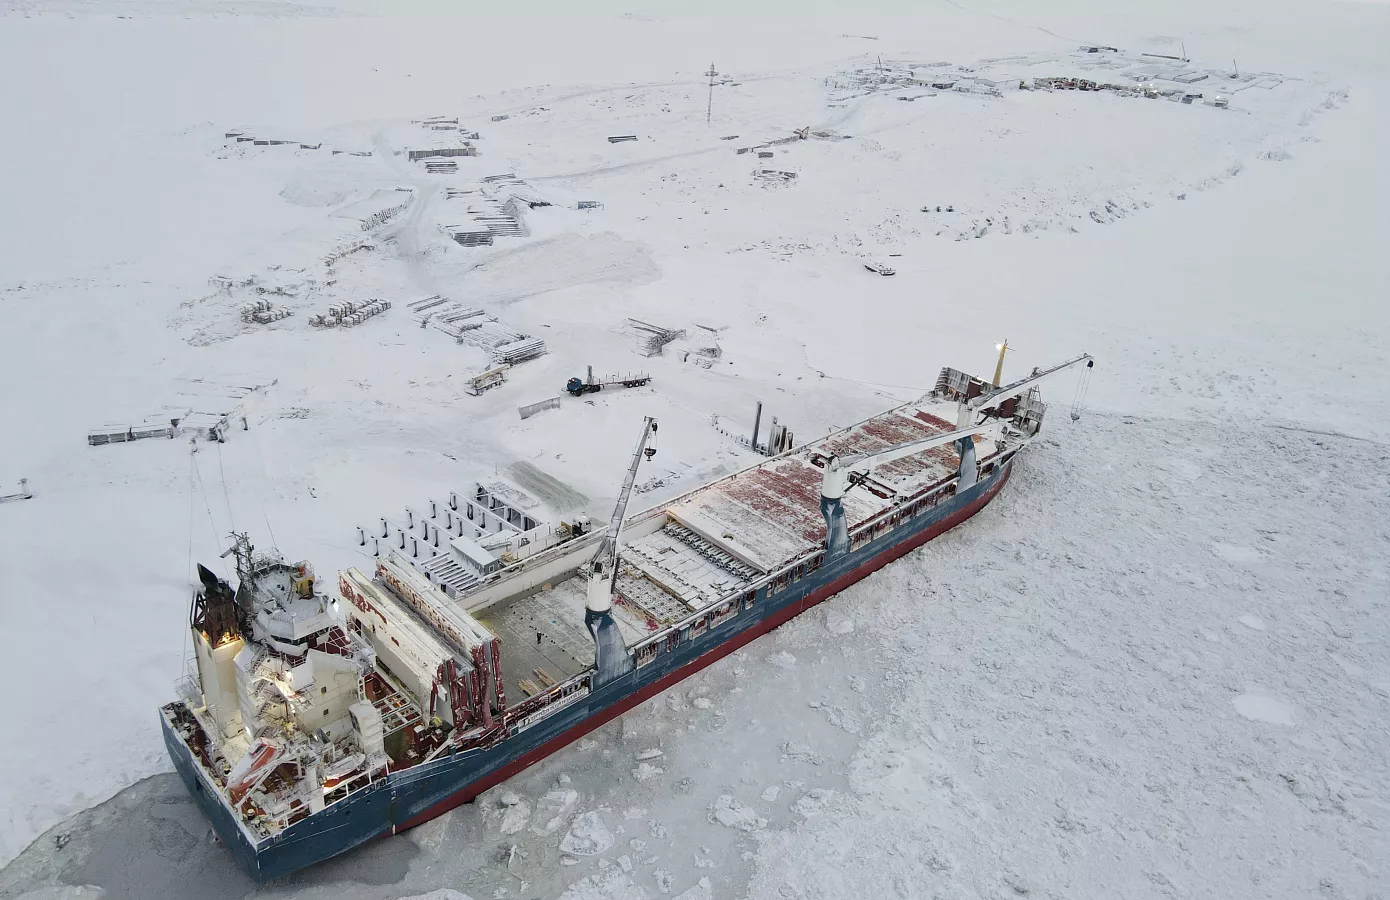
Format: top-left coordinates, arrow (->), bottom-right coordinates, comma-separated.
632,762 -> 665,781
769,651 -> 797,669
556,869 -> 647,900
780,741 -> 825,765
530,788 -> 579,835
710,795 -> 768,832
560,811 -> 615,856
792,788 -> 838,817
824,609 -> 855,634
498,799 -> 531,835
673,877 -> 712,900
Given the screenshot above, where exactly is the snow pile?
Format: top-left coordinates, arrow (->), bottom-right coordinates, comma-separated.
1232,689 -> 1297,726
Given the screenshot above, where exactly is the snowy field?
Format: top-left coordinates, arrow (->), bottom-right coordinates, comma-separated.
1,0 -> 1388,898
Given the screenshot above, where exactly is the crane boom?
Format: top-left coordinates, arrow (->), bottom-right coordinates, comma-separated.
821,422 -> 1003,500
976,352 -> 1091,407
957,352 -> 1093,427
585,416 -> 658,613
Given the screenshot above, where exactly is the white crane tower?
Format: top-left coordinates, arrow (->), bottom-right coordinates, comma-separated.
585,416 -> 659,615
818,352 -> 1093,557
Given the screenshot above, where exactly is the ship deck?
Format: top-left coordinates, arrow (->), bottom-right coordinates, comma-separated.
664,400 -> 965,571
476,576 -> 651,702
474,394 -> 1006,703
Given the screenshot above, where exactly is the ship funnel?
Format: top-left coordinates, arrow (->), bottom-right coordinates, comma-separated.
197,563 -> 223,592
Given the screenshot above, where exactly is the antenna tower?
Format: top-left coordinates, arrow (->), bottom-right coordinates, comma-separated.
705,63 -> 718,124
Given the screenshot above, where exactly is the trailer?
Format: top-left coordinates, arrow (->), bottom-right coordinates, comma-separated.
565,368 -> 652,396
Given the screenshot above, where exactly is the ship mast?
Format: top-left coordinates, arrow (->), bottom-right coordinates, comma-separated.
992,339 -> 1010,387
220,531 -> 254,586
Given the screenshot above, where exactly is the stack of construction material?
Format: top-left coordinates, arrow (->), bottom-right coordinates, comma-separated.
408,296 -> 545,361
422,305 -> 488,337
423,158 -> 459,174
623,318 -> 686,357
408,147 -> 476,161
443,224 -> 494,247
408,295 -> 449,321
309,299 -> 391,328
753,168 -> 798,185
241,299 -> 292,323
466,198 -> 523,237
492,338 -> 547,366
88,423 -> 175,446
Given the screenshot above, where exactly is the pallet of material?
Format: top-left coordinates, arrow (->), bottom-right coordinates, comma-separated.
88,424 -> 174,446
492,338 -> 547,365
408,295 -> 449,313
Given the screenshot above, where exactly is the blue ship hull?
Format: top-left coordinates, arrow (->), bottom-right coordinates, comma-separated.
163,459 -> 1013,880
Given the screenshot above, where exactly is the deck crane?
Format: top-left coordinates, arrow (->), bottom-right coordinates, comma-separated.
954,352 -> 1094,430
818,422 -> 1004,558
584,416 -> 659,685
818,352 -> 1095,558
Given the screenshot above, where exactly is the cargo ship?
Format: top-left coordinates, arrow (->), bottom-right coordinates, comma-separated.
161,353 -> 1092,879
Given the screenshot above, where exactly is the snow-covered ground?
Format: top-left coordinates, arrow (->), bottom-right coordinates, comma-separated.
1,0 -> 1387,897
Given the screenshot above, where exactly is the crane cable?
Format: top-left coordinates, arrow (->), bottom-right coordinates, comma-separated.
190,441 -> 231,579
1070,360 -> 1094,422
215,438 -> 236,534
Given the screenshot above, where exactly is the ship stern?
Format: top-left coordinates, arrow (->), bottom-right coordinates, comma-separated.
160,705 -> 274,877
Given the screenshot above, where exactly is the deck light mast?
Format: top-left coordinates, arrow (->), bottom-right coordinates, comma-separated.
993,339 -> 1010,387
